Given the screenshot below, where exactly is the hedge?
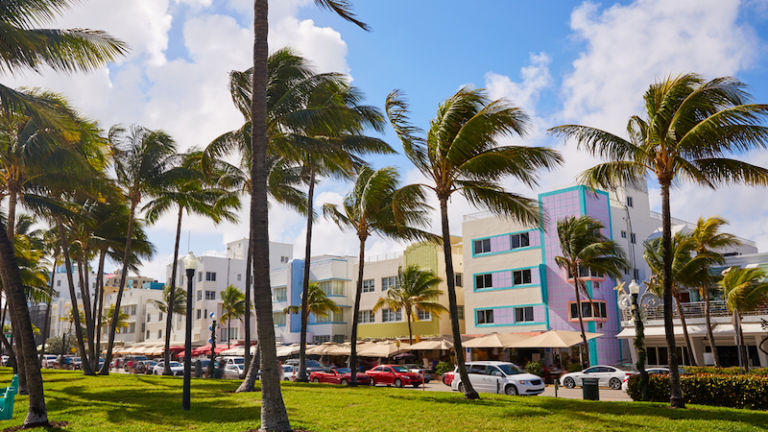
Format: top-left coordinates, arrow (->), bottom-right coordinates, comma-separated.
683,366 -> 768,376
627,373 -> 768,410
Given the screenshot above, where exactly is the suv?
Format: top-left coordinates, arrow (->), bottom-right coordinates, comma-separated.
451,361 -> 545,396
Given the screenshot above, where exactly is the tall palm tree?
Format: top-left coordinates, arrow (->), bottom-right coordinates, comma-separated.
689,217 -> 740,367
718,267 -> 768,371
220,285 -> 246,349
101,305 -> 129,335
283,281 -> 339,322
249,1 -> 368,428
386,88 -> 562,399
152,284 -> 186,323
144,150 -> 239,374
102,125 -> 177,374
549,74 -> 768,407
323,166 -> 434,385
554,216 -> 628,367
372,265 -> 446,346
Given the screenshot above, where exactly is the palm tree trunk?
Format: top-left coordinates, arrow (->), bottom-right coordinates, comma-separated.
297,168 -> 315,383
573,272 -> 589,367
238,246 -> 259,392
164,207 -> 183,375
239,2 -> 291,429
54,217 -> 93,375
6,188 -> 16,241
78,255 -> 96,373
243,236 -> 252,373
94,249 -> 107,364
6,190 -> 25,390
702,286 -> 719,367
406,310 -> 413,346
349,236 -> 366,386
0,217 -> 48,427
675,297 -> 696,366
39,255 -> 57,364
228,318 -> 232,349
439,198 -> 478,399
660,182 -> 684,408
739,314 -> 749,372
101,198 -> 138,375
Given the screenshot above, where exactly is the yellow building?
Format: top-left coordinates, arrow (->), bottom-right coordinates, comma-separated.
356,237 -> 465,340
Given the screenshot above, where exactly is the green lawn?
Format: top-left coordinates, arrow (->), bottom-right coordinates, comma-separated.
1,369 -> 766,431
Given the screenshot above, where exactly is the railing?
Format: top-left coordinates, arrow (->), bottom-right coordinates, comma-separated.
621,300 -> 768,322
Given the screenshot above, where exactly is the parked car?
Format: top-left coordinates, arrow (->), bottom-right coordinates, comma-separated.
136,360 -> 157,374
284,359 -> 325,373
310,367 -> 372,385
41,355 -> 58,368
282,365 -> 297,381
442,370 -> 455,386
222,357 -> 245,366
124,355 -> 148,372
620,367 -> 686,391
366,364 -> 423,388
560,365 -> 632,390
153,361 -> 184,376
402,364 -> 432,383
451,361 -> 545,396
223,363 -> 244,379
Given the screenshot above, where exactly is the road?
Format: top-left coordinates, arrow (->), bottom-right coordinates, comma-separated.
399,381 -> 632,401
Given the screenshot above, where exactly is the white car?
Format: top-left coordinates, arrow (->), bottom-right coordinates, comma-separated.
42,355 -> 58,368
559,365 -> 631,390
621,367 -> 679,391
223,364 -> 244,379
153,361 -> 184,376
282,365 -> 297,381
450,361 -> 545,396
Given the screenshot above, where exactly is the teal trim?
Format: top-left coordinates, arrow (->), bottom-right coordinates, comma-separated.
472,246 -> 540,258
473,284 -> 540,293
309,322 -> 347,326
472,304 -> 545,328
316,277 -> 352,282
472,266 -> 539,292
471,230 -> 540,257
537,185 -> 584,199
476,322 -> 545,327
538,264 -> 550,329
579,186 -> 588,216
586,280 -> 598,365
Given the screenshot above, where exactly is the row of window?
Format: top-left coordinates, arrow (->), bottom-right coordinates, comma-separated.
474,269 -> 532,290
568,301 -> 608,321
476,306 -> 534,325
473,232 -> 531,255
313,335 -> 346,344
197,271 -> 217,282
358,308 -> 436,324
361,274 -> 463,294
273,310 -> 346,325
196,290 -> 217,301
620,230 -> 637,244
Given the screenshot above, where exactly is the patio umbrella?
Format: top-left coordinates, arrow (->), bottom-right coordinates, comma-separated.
357,341 -> 409,358
509,330 -> 602,348
462,332 -> 532,349
276,344 -> 305,357
306,342 -> 338,355
408,339 -> 453,351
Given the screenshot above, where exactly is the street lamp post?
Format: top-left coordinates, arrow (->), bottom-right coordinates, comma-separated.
207,313 -> 217,378
629,280 -> 649,400
182,251 -> 197,411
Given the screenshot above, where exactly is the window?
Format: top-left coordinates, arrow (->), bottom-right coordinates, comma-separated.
204,309 -> 207,319
198,272 -> 202,282
594,282 -> 600,290
620,230 -> 627,239
319,280 -> 345,297
381,276 -> 398,291
362,279 -> 375,293
314,335 -> 330,344
205,272 -> 216,281
475,274 -> 493,289
515,306 -> 534,322
332,335 -> 345,343
147,314 -> 151,322
513,269 -> 532,285
56,280 -> 61,287
205,290 -> 216,300
158,312 -> 162,321
455,273 -> 463,287
417,309 -> 431,321
273,312 -> 286,326
157,330 -> 161,339
227,328 -> 239,340
648,346 -> 658,365
569,301 -> 608,320
197,290 -> 202,301
196,309 -> 201,319
626,196 -> 633,208
237,274 -> 241,281
272,287 -> 287,302
280,256 -> 289,263
358,310 -> 374,324
128,323 -> 135,333
630,233 -> 637,244
458,306 -> 464,320
382,308 -> 402,322
510,232 -> 530,249
146,330 -> 150,339
317,310 -> 343,323
476,309 -> 494,325
473,238 -> 491,254
633,268 -> 640,280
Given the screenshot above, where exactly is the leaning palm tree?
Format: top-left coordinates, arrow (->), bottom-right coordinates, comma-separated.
718,267 -> 768,371
152,284 -> 187,336
102,125 -> 177,374
372,265 -> 446,346
220,285 -> 246,349
249,1 -> 368,428
689,217 -> 740,367
283,281 -> 340,323
549,74 -> 768,408
101,305 -> 129,336
555,216 -> 628,367
323,166 -> 434,385
386,88 -> 562,399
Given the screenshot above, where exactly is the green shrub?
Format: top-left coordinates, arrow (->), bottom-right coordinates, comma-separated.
567,362 -> 582,372
434,361 -> 454,376
627,373 -> 768,410
525,361 -> 543,377
683,366 -> 768,376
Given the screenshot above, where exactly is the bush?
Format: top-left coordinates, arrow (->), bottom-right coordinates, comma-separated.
434,361 -> 454,376
683,366 -> 768,376
525,361 -> 543,377
567,362 -> 583,372
627,373 -> 768,410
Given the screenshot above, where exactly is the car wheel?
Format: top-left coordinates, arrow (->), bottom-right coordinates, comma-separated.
505,385 -> 518,396
369,378 -> 376,386
458,383 -> 465,393
394,378 -> 403,388
609,377 -> 622,390
563,377 -> 575,389
312,378 -> 320,383
340,379 -> 347,386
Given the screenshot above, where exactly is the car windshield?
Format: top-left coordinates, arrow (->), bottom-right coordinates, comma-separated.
497,364 -> 522,375
391,366 -> 407,373
232,358 -> 244,365
335,368 -> 351,374
306,360 -> 322,368
169,362 -> 181,367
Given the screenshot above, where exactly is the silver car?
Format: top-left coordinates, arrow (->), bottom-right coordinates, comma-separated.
451,361 -> 545,396
559,365 -> 631,390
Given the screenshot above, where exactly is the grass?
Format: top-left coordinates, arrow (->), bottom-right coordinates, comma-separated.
1,368 -> 767,431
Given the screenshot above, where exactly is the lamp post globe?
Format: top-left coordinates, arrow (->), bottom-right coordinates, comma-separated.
182,251 -> 196,410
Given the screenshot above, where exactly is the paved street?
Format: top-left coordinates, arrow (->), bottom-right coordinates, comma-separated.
399,381 -> 632,401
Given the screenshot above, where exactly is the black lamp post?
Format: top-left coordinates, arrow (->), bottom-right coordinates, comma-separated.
207,313 -> 217,378
630,280 -> 648,400
182,251 -> 197,411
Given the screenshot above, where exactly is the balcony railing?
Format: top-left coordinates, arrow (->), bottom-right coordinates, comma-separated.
621,300 -> 768,322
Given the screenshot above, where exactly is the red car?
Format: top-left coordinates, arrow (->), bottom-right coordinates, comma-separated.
366,364 -> 423,388
442,371 -> 455,386
309,368 -> 372,385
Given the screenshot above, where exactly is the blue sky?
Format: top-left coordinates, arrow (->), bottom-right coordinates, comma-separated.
6,0 -> 768,279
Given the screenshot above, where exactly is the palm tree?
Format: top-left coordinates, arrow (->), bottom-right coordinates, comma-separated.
372,265 -> 446,346
718,267 -> 768,371
554,216 -> 629,367
689,217 -> 741,367
323,166 -> 434,385
152,285 -> 186,322
283,281 -> 339,322
386,88 -> 562,399
144,150 -> 239,374
549,74 -> 768,407
220,285 -> 246,349
101,305 -> 129,336
102,125 -> 177,374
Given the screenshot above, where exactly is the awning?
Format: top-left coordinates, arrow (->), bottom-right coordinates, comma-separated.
713,323 -> 766,335
408,339 -> 453,351
463,332 -> 532,348
510,330 -> 602,348
306,342 -> 347,356
357,341 -> 409,358
276,344 -> 305,357
617,325 -> 706,338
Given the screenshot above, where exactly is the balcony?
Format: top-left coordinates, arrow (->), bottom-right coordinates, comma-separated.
621,300 -> 768,322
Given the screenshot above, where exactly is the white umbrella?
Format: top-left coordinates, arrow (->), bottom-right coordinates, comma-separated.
509,330 -> 602,348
